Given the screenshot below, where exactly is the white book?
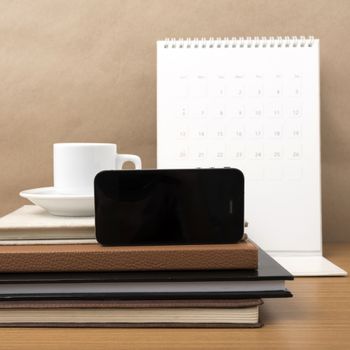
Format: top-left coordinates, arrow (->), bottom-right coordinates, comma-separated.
0,206 -> 95,242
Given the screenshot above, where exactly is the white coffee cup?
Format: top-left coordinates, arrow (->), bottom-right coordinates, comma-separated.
53,143 -> 142,195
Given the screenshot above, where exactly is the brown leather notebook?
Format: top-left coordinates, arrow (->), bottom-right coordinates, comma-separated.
0,240 -> 257,273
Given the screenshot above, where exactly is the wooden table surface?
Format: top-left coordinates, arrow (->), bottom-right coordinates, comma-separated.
0,243 -> 349,350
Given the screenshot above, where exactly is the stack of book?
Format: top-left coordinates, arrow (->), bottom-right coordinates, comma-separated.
0,206 -> 293,328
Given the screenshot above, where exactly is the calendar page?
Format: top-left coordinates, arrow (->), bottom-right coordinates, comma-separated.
157,37 -> 321,253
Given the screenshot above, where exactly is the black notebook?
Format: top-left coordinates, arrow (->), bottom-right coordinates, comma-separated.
0,250 -> 293,300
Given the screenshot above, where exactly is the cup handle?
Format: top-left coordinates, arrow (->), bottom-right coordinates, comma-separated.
115,154 -> 142,170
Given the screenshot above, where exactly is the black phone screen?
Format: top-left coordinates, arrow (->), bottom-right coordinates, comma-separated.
94,168 -> 244,246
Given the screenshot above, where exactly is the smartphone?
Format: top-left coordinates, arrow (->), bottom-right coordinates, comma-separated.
94,168 -> 244,246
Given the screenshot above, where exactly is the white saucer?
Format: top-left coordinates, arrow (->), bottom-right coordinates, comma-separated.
20,187 -> 94,217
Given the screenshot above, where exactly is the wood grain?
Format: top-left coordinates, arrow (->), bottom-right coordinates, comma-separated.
0,243 -> 348,349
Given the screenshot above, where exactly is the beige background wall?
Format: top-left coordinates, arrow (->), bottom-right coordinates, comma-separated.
0,0 -> 349,241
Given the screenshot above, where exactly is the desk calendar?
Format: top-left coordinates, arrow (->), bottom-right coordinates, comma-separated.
157,36 -> 346,276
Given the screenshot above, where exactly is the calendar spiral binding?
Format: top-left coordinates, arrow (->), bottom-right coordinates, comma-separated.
161,36 -> 316,49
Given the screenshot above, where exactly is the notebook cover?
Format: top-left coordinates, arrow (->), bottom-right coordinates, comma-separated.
0,240 -> 257,273
0,290 -> 292,301
0,249 -> 290,283
0,298 -> 263,309
0,249 -> 292,301
0,239 -> 97,246
0,298 -> 263,328
0,322 -> 262,328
